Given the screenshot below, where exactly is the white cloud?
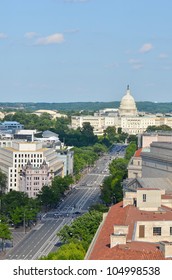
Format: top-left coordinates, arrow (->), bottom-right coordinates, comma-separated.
139,43 -> 153,53
24,32 -> 38,39
0,33 -> 7,39
159,53 -> 168,59
35,33 -> 64,45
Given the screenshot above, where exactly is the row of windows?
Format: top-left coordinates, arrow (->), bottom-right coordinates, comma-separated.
26,187 -> 43,191
26,182 -> 45,186
10,179 -> 17,182
139,226 -> 172,238
15,159 -> 42,163
10,183 -> 16,187
10,174 -> 17,177
153,227 -> 172,236
15,163 -> 41,168
26,170 -> 46,174
26,177 -> 47,180
15,154 -> 43,158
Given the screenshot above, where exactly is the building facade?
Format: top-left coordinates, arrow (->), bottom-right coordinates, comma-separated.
86,188 -> 172,260
57,150 -> 74,176
138,131 -> 172,148
71,86 -> 172,135
127,148 -> 142,179
0,141 -> 64,192
19,160 -> 54,198
141,142 -> 172,178
0,121 -> 24,132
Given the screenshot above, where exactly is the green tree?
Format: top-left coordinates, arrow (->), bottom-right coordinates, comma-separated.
101,158 -> 128,205
125,142 -> 137,161
37,176 -> 74,211
0,223 -> 12,251
101,141 -> 137,205
41,242 -> 86,260
93,143 -> 107,155
89,203 -> 109,213
2,191 -> 29,215
127,134 -> 138,145
80,122 -> 97,146
37,185 -> 55,211
73,147 -> 98,176
104,126 -> 116,143
1,190 -> 40,227
0,170 -> 7,196
58,211 -> 102,251
146,124 -> 172,131
117,127 -> 122,134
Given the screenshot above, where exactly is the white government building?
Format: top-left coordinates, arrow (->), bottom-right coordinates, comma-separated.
0,141 -> 64,194
71,86 -> 172,135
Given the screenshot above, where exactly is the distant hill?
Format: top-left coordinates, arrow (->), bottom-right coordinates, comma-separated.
0,101 -> 172,114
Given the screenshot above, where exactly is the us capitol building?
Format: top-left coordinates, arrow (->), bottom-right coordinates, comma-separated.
71,86 -> 172,135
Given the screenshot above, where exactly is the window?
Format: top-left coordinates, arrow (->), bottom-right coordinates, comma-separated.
139,225 -> 145,238
170,227 -> 172,235
153,227 -> 161,236
143,194 -> 146,202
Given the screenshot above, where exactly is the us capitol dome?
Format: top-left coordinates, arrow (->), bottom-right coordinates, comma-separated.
118,85 -> 138,116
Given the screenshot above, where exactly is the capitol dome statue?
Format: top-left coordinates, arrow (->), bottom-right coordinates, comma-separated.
119,85 -> 138,116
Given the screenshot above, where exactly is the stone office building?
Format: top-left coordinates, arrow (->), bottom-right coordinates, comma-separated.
141,142 -> 172,179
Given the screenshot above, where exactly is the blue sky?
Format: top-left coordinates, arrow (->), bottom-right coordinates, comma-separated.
0,0 -> 172,103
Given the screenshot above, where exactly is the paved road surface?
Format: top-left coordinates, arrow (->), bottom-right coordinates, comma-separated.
4,144 -> 127,260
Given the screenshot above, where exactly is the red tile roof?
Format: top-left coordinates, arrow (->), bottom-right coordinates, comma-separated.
88,202 -> 172,260
134,148 -> 142,157
162,195 -> 172,199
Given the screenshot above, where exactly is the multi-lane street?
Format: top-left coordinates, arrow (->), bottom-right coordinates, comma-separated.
5,144 -> 127,260
6,218 -> 71,260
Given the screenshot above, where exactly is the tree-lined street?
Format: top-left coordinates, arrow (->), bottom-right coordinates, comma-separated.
1,143 -> 128,260
3,150 -> 112,259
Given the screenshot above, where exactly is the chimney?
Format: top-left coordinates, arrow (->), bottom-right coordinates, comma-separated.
159,241 -> 172,258
110,225 -> 128,248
